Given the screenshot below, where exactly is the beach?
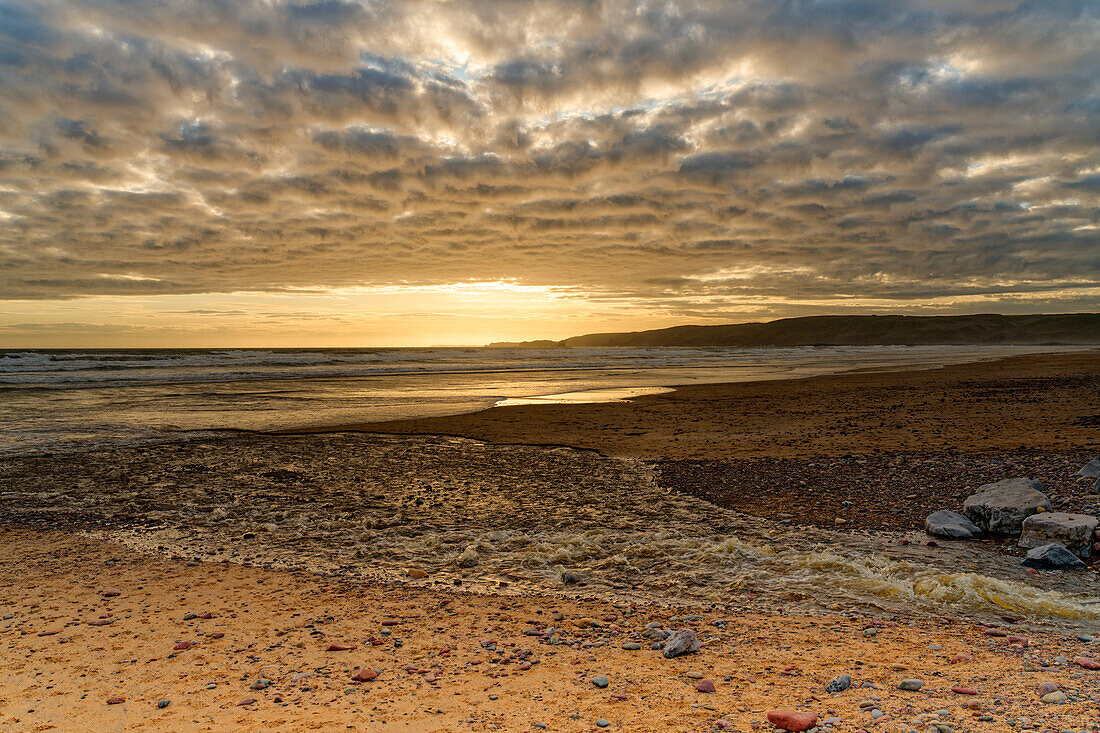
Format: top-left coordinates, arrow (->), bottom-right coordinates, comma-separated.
2,350 -> 1099,731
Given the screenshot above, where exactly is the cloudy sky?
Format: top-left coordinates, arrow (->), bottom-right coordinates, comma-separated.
1,0 -> 1097,346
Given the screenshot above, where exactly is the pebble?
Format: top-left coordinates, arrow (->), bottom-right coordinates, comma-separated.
353,668 -> 379,682
250,678 -> 272,690
237,698 -> 257,706
173,641 -> 193,651
106,697 -> 125,705
622,643 -> 641,651
1073,656 -> 1100,670
766,711 -> 818,732
950,686 -> 976,695
662,628 -> 700,658
205,683 -> 217,690
1041,691 -> 1068,704
695,679 -> 716,693
156,700 -> 170,709
898,679 -> 923,691
825,674 -> 851,693
1037,681 -> 1061,695
948,653 -> 972,664
591,675 -> 609,688
596,720 -> 609,728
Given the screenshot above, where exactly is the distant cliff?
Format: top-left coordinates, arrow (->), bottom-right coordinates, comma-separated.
488,313 -> 1100,348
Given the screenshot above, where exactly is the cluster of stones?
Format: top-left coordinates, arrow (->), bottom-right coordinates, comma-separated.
923,459 -> 1100,570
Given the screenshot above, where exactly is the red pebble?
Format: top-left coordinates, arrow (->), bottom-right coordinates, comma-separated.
173,641 -> 192,650
1073,657 -> 1100,670
326,643 -> 357,652
106,697 -> 125,704
951,686 -> 977,695
983,629 -> 1008,637
199,612 -> 214,619
37,630 -> 59,636
237,698 -> 257,706
695,679 -> 717,693
949,652 -> 973,664
210,632 -> 224,639
380,619 -> 400,626
766,711 -> 817,732
101,590 -> 121,598
353,668 -> 379,681
1006,636 -> 1028,647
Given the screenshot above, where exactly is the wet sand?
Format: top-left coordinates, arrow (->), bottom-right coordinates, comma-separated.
3,530 -> 1099,732
291,351 -> 1100,460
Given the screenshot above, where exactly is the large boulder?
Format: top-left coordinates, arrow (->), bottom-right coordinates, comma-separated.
963,478 -> 1051,534
925,510 -> 982,539
1021,543 -> 1086,570
1019,512 -> 1098,558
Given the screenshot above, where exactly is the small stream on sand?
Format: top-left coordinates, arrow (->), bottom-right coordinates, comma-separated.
2,433 -> 1098,633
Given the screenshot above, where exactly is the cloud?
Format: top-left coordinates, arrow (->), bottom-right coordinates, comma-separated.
0,0 -> 1096,319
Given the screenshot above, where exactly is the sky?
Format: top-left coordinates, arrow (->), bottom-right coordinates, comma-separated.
1,0 -> 1098,347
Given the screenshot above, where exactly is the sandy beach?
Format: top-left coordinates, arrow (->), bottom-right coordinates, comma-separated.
2,351 -> 1099,731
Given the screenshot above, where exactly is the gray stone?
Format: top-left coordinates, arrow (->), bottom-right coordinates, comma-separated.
591,675 -> 609,688
1019,512 -> 1098,558
825,674 -> 852,693
897,679 -> 923,691
963,478 -> 1051,533
925,510 -> 982,539
1021,543 -> 1086,570
662,628 -> 701,658
1076,458 -> 1100,479
156,700 -> 170,709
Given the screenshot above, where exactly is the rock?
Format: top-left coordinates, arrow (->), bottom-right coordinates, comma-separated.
562,570 -> 586,585
1019,512 -> 1098,558
1076,458 -> 1100,478
250,678 -> 271,690
457,545 -> 479,567
1038,681 -> 1061,695
591,675 -> 609,688
353,668 -> 379,681
596,720 -> 609,728
925,511 -> 982,539
622,643 -> 642,650
951,686 -> 977,695
237,698 -> 257,706
1042,691 -> 1068,703
695,679 -> 716,693
825,674 -> 852,693
156,700 -> 170,709
1073,656 -> 1100,670
407,568 -> 428,579
1021,543 -> 1086,570
101,590 -> 121,598
662,629 -> 700,658
898,679 -> 923,691
949,653 -> 973,664
963,478 -> 1050,533
325,643 -> 357,651
173,640 -> 193,651
766,711 -> 818,732
106,697 -> 125,704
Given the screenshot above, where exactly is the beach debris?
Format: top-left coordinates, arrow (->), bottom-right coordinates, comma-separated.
897,679 -> 923,691
695,679 -> 716,693
591,675 -> 609,688
825,674 -> 852,693
924,510 -> 981,539
662,628 -> 700,658
1018,512 -> 1098,558
963,478 -> 1051,533
1021,543 -> 1086,570
561,570 -> 586,585
457,545 -> 480,567
766,711 -> 817,731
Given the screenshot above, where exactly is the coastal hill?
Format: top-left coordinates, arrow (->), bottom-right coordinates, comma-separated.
489,313 -> 1100,348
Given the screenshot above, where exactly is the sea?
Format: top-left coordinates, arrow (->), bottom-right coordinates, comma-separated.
0,344 -> 1086,456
